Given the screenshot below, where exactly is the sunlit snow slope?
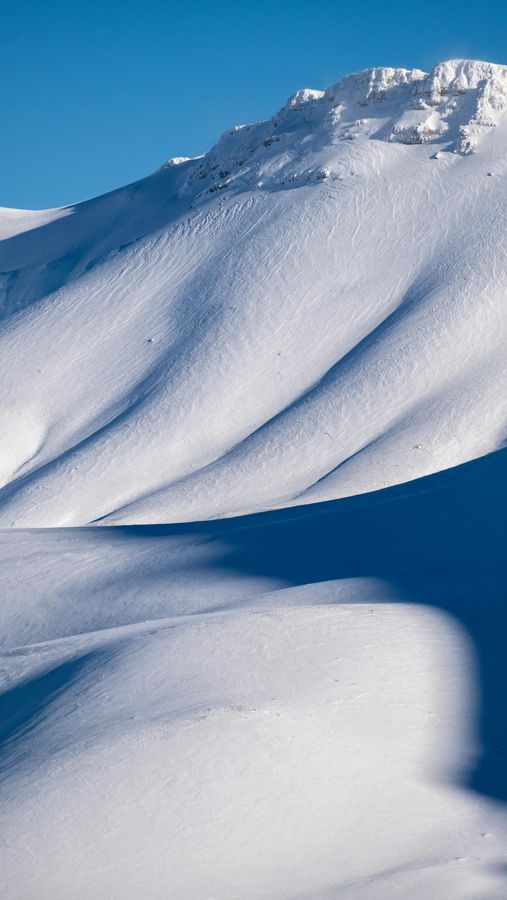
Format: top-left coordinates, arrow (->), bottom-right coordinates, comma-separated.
1,59 -> 507,525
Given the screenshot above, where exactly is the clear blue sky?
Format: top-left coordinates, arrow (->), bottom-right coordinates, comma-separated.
2,0 -> 507,209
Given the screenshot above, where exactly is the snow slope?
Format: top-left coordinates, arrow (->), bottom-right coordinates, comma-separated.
1,448 -> 507,898
1,59 -> 507,899
1,59 -> 507,525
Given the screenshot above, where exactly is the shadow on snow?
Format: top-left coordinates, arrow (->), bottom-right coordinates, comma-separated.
123,447 -> 507,804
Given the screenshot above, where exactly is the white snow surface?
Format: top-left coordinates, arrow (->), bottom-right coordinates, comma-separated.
1,449 -> 507,898
1,59 -> 507,899
1,58 -> 507,525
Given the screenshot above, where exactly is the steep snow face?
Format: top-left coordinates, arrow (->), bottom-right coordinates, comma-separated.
1,59 -> 507,525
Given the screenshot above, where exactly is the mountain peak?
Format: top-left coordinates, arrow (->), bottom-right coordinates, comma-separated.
173,58 -> 507,206
318,58 -> 507,152
429,57 -> 507,89
325,58 -> 507,101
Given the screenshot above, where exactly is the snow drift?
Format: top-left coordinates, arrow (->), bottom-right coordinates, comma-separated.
1,448 -> 507,898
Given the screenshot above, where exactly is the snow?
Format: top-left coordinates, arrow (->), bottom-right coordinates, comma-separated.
1,58 -> 507,898
1,60 -> 507,525
1,448 -> 507,897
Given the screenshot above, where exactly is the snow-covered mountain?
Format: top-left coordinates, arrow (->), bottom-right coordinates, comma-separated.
2,60 -> 507,900
2,58 -> 507,526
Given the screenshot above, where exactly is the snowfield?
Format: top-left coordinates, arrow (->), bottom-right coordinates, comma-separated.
1,59 -> 507,898
2,59 -> 507,525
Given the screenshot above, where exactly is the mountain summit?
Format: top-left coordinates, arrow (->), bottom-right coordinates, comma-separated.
1,59 -> 507,525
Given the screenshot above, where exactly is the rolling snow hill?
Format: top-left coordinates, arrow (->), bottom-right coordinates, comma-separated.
1,58 -> 507,526
1,449 -> 507,898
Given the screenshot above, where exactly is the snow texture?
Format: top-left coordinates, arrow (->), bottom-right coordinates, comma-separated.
1,59 -> 507,899
1,59 -> 507,525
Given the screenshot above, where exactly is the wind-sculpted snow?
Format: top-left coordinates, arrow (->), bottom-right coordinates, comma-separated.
1,450 -> 507,897
1,59 -> 507,525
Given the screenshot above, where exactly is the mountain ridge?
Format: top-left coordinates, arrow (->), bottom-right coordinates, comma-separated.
1,58 -> 506,526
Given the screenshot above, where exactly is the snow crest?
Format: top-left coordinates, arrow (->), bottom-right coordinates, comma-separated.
178,59 -> 507,204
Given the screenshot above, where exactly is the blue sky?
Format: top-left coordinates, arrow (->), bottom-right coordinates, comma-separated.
2,0 -> 507,209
